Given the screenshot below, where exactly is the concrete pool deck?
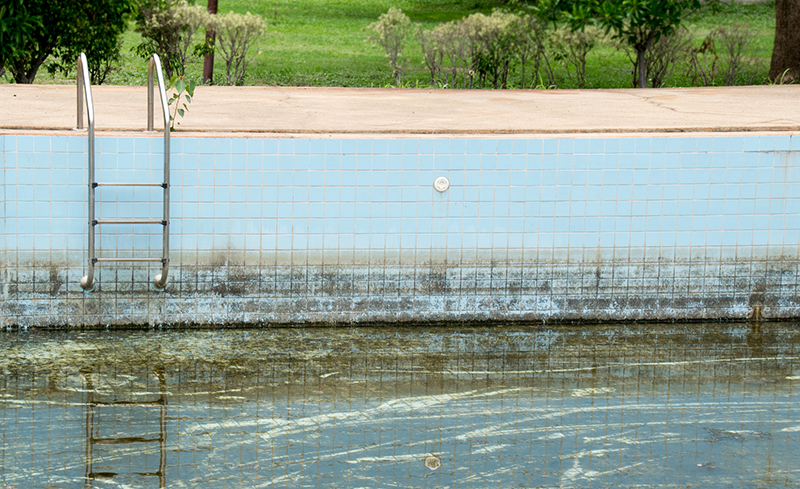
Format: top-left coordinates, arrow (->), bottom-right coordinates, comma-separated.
2,84 -> 800,136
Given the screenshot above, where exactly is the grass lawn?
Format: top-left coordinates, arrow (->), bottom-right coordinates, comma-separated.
10,0 -> 776,89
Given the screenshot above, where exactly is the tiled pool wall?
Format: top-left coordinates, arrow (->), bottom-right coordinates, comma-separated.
2,133 -> 800,327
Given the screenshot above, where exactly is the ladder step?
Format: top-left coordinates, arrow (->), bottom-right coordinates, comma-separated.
94,258 -> 166,263
94,182 -> 167,188
91,437 -> 163,445
93,219 -> 167,225
88,400 -> 166,406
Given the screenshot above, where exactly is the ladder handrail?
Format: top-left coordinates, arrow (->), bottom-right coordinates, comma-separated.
147,54 -> 170,133
147,54 -> 171,289
76,53 -> 94,132
77,53 -> 97,291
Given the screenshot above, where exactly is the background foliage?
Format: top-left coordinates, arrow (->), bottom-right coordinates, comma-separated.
0,0 -> 777,89
2,0 -> 131,84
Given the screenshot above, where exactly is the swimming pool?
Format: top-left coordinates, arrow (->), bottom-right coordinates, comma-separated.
2,132 -> 800,326
2,323 -> 799,487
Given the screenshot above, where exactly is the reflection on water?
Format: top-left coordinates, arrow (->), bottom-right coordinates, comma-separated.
1,323 -> 800,488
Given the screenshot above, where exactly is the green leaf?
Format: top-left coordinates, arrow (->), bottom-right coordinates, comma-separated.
185,95 -> 192,103
176,79 -> 187,94
177,108 -> 185,117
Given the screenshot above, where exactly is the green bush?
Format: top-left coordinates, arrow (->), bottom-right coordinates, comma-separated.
366,7 -> 412,87
211,11 -> 267,86
549,25 -> 606,89
135,0 -> 209,78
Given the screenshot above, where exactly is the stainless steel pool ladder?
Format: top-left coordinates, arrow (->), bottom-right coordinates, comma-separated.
78,53 -> 171,290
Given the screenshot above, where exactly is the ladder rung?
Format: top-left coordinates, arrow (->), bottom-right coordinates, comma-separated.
94,182 -> 167,188
94,258 -> 166,263
91,470 -> 162,477
89,400 -> 166,406
93,219 -> 166,225
91,437 -> 162,445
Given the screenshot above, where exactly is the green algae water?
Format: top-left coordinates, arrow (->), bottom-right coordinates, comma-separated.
2,323 -> 800,488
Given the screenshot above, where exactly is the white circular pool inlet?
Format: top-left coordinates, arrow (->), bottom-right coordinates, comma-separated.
433,176 -> 450,192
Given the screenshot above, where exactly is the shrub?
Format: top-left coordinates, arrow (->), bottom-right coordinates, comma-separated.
421,12 -> 524,90
687,32 -> 719,86
416,11 -> 557,90
433,20 -> 472,88
468,12 -> 519,89
211,11 -> 266,86
645,28 -> 689,88
550,25 -> 605,89
686,24 -> 765,87
417,26 -> 443,86
135,0 -> 209,78
366,7 -> 412,87
716,24 -> 763,85
511,14 -> 553,90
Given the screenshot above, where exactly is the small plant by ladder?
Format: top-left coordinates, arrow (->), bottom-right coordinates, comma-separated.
168,76 -> 196,130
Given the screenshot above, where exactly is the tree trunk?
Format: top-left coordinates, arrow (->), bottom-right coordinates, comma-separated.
637,48 -> 647,88
769,0 -> 800,83
10,50 -> 49,84
202,0 -> 218,85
